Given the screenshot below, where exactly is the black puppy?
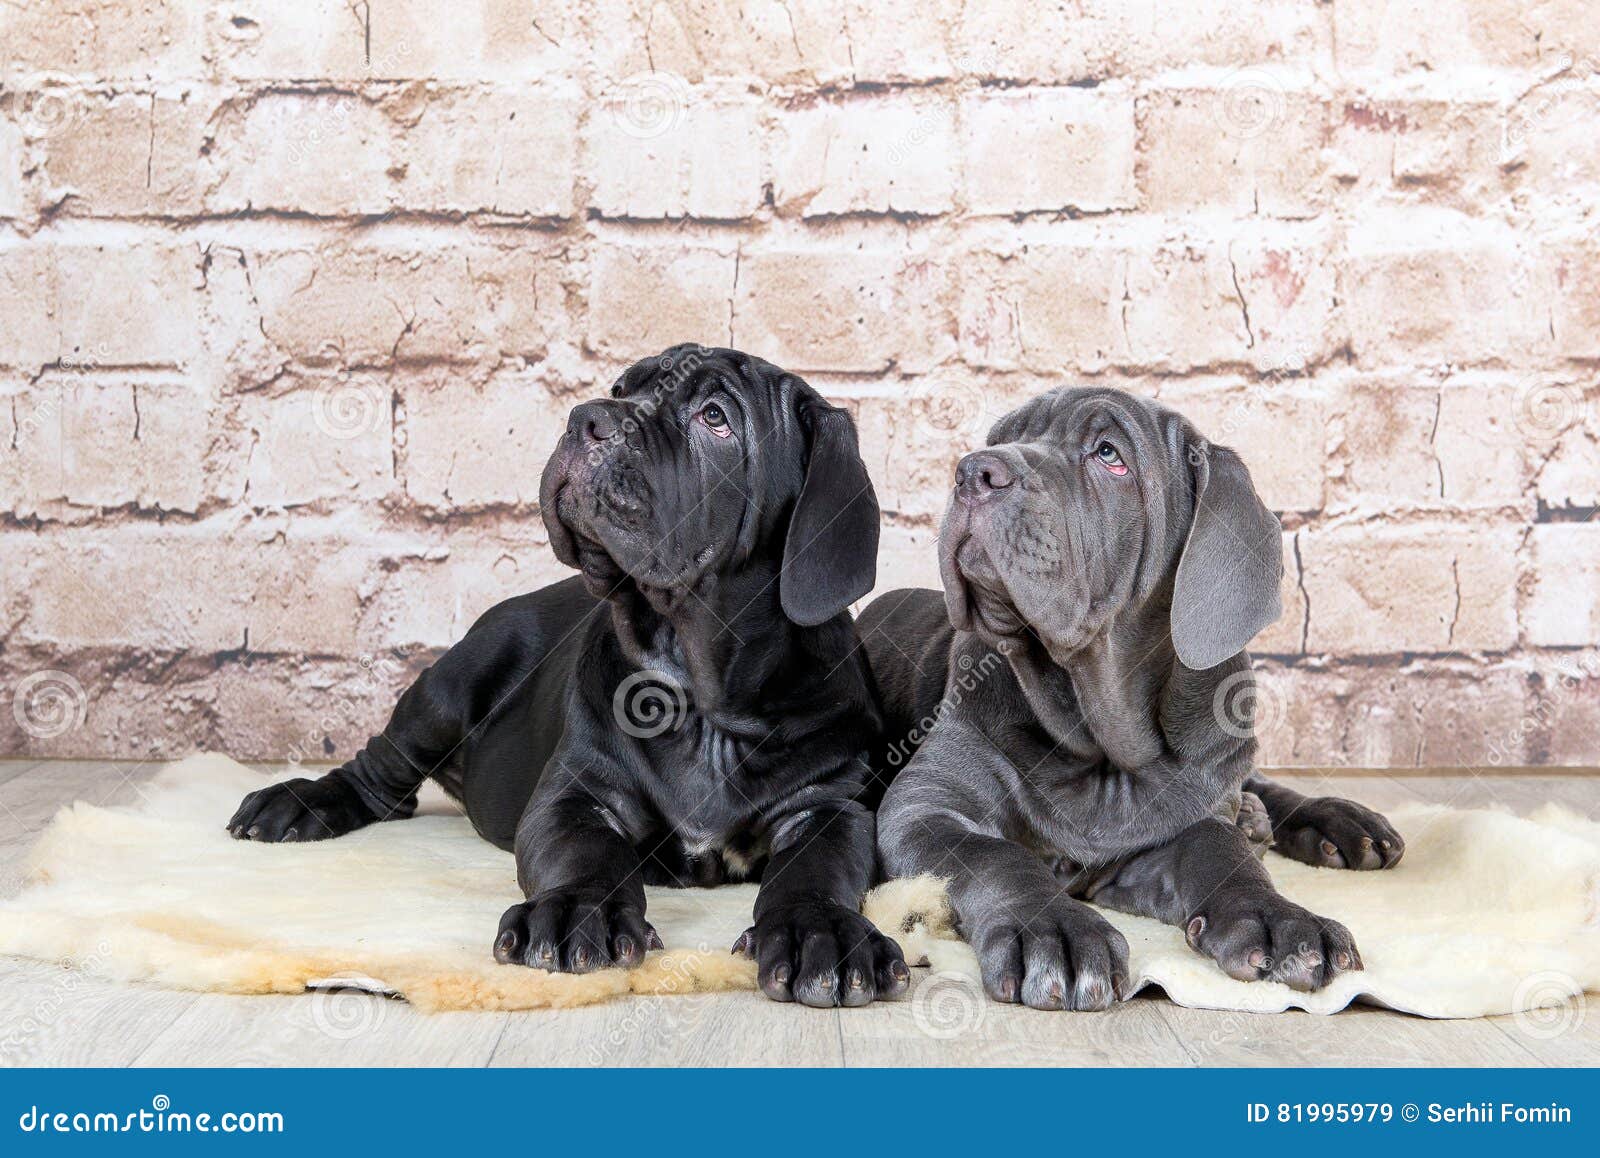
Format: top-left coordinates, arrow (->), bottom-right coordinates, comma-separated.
865,387 -> 1403,1010
229,345 -> 910,1008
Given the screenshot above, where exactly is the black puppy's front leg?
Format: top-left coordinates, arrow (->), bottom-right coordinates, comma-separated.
1090,818 -> 1361,991
734,801 -> 909,1008
1244,773 -> 1404,870
494,791 -> 659,974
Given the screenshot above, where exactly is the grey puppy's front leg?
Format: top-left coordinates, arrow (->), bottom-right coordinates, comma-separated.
1087,818 -> 1361,992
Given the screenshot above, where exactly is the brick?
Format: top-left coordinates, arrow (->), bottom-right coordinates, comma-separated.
1251,531 -> 1309,656
398,88 -> 576,216
400,371 -> 569,510
1329,0 -> 1566,76
733,247 -> 954,374
1257,661 -> 1532,768
1122,230 -> 1338,372
35,89 -> 214,217
207,0 -> 576,82
1526,525 -> 1600,647
963,89 -> 1136,215
357,542 -> 571,651
249,243 -> 562,366
236,379 -> 394,508
1138,87 -> 1328,217
1508,86 -> 1600,194
0,0 -> 206,78
852,386 -> 993,524
1533,391 -> 1600,509
591,1 -> 853,87
209,92 -> 398,216
1548,236 -> 1600,360
867,524 -> 943,601
587,244 -> 736,357
1526,656 -> 1600,766
0,117 -> 25,217
17,525 -> 372,655
774,94 -> 957,218
1157,382 -> 1326,513
588,93 -> 763,219
1343,213 -> 1541,367
958,242 -> 1125,372
839,0 -> 954,83
1299,526 -> 1520,655
955,0 -> 1323,83
0,243 -> 201,372
0,382 -> 67,518
60,382 -> 209,512
1326,98 -> 1506,199
1337,381 -> 1527,511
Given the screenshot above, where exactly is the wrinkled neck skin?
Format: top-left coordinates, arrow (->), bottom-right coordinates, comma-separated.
603,560 -> 819,727
1001,595 -> 1177,774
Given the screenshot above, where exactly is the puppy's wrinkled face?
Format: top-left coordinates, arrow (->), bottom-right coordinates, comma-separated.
939,388 -> 1189,657
541,346 -> 809,594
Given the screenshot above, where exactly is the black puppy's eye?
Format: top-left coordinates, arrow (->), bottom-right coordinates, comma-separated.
698,404 -> 734,439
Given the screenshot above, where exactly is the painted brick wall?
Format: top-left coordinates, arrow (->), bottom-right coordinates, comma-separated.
1,1 -> 1596,767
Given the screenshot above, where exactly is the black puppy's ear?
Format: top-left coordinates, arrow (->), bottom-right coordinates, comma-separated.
780,403 -> 880,627
1171,442 -> 1282,670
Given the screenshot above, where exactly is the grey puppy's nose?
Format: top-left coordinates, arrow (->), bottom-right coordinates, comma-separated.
954,451 -> 1015,503
571,400 -> 622,445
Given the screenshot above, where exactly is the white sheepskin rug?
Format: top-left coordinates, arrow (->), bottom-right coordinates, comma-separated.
0,755 -> 1596,1018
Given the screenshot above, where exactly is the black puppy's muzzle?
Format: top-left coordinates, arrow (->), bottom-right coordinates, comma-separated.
568,399 -> 631,450
954,450 -> 1016,506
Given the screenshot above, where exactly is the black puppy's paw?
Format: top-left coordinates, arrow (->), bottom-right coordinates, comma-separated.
1186,888 -> 1360,991
494,891 -> 661,973
1271,796 -> 1404,870
226,776 -> 377,843
733,902 -> 909,1008
974,900 -> 1130,1011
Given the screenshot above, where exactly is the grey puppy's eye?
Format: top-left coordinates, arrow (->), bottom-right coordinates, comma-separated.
1094,441 -> 1128,474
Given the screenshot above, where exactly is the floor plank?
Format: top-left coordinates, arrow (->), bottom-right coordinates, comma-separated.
1156,1001 -> 1543,1067
0,959 -> 198,1068
838,981 -> 1193,1067
134,990 -> 508,1068
489,989 -> 845,1067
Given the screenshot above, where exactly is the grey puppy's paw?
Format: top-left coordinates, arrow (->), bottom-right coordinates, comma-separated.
1186,888 -> 1361,991
974,899 -> 1131,1011
1272,796 -> 1404,870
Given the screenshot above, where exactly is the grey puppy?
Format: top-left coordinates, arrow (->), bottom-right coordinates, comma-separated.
863,387 -> 1404,1011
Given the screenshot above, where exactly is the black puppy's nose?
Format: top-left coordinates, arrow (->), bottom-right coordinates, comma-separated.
954,451 -> 1015,503
571,400 -> 622,445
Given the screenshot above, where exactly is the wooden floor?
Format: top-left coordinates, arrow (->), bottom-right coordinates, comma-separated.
1,760 -> 1596,1068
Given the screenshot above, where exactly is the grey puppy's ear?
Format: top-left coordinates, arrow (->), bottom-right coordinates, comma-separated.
1171,442 -> 1283,670
780,403 -> 880,627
